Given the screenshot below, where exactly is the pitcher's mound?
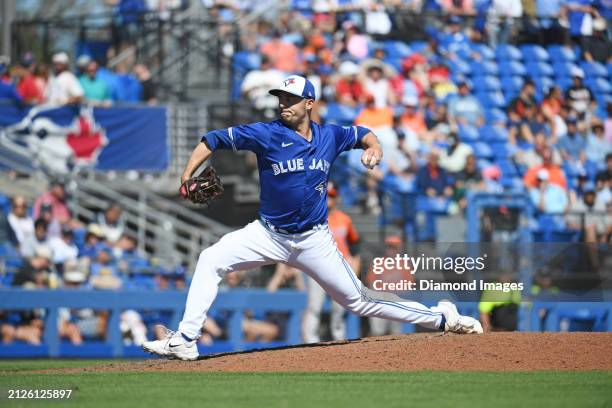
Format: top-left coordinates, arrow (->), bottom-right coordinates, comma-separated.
83,332 -> 612,373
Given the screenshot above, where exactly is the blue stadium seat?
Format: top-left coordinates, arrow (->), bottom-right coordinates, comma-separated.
470,43 -> 495,60
469,60 -> 499,76
409,40 -> 428,53
471,75 -> 501,92
477,158 -> 493,170
555,76 -> 573,91
552,62 -> 579,78
485,108 -> 508,124
580,61 -> 608,77
0,193 -> 10,214
480,125 -> 509,142
525,61 -> 554,77
520,44 -> 549,62
475,91 -> 506,108
457,124 -> 479,142
322,103 -> 359,126
231,51 -> 261,99
501,75 -> 524,94
547,45 -> 577,62
585,78 -> 612,94
532,76 -> 554,94
448,59 -> 471,75
383,40 -> 412,58
497,159 -> 516,174
495,44 -> 522,61
473,142 -> 493,159
498,60 -> 527,76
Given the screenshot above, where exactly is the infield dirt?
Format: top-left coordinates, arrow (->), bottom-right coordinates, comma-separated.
42,332 -> 612,373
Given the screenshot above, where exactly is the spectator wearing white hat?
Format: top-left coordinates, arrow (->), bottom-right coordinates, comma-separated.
529,168 -> 569,214
47,52 -> 84,106
565,67 -> 594,117
335,61 -> 364,108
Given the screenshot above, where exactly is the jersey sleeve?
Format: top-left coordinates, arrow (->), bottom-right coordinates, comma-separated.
202,122 -> 269,154
333,125 -> 371,154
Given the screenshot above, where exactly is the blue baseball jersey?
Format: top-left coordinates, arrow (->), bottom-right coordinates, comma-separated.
203,120 -> 371,233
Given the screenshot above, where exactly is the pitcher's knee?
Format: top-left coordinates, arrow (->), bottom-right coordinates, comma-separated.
195,247 -> 225,275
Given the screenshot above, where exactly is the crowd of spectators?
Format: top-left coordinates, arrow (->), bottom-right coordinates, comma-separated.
232,0 -> 612,241
0,52 -> 157,108
0,180 -> 178,346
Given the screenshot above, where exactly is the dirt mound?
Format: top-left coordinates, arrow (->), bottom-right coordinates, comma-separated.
52,332 -> 611,373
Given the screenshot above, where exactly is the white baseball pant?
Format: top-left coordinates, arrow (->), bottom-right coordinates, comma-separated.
178,220 -> 444,339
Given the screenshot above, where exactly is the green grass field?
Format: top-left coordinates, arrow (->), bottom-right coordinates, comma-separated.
0,360 -> 610,408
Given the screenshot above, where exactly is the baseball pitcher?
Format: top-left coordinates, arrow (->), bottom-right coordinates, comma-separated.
143,75 -> 482,360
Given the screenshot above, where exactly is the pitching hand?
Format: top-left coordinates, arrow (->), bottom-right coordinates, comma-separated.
361,147 -> 382,170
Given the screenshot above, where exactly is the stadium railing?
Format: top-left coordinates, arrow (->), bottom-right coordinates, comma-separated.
0,288 -> 361,358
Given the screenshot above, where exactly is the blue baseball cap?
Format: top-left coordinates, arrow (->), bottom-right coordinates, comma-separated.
269,75 -> 316,100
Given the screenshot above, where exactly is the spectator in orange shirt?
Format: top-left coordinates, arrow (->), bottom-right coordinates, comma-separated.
400,95 -> 427,137
302,186 -> 360,343
260,30 -> 299,73
523,148 -> 568,190
355,94 -> 394,129
540,86 -> 563,120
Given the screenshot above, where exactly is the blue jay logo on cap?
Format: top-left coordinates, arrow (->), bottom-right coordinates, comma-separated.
269,75 -> 316,100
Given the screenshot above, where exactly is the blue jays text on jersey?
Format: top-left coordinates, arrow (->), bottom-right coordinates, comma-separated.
202,120 -> 371,233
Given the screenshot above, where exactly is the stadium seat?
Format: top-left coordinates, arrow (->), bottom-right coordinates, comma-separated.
469,60 -> 498,76
475,91 -> 506,108
520,44 -> 549,62
584,78 -> 612,94
497,159 -> 517,175
470,43 -> 495,60
471,75 -> 501,92
547,45 -> 577,62
473,142 -> 493,159
322,103 -> 359,126
498,60 -> 527,76
580,61 -> 608,77
525,61 -> 554,77
0,193 -> 10,214
457,124 -> 479,142
555,76 -> 573,91
532,76 -> 554,94
409,40 -> 428,53
480,125 -> 509,142
495,44 -> 522,61
448,59 -> 471,75
552,62 -> 579,78
484,108 -> 508,124
501,75 -> 524,94
383,40 -> 412,58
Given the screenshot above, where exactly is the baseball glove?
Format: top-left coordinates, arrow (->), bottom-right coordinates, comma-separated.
179,166 -> 224,205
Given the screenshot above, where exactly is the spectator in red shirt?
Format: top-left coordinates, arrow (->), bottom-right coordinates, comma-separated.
33,180 -> 72,224
335,61 -> 365,107
15,60 -> 42,104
